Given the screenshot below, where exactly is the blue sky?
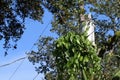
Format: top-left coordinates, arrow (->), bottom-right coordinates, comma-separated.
0,9 -> 54,80
0,4 -> 115,80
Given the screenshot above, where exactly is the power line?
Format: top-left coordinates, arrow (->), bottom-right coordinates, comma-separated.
0,22 -> 50,68
32,22 -> 50,80
6,22 -> 50,80
33,73 -> 40,80
8,59 -> 25,80
0,57 -> 26,68
1,20 -> 96,80
30,22 -> 50,50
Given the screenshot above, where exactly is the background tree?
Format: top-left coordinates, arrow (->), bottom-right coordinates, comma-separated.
0,0 -> 44,55
0,0 -> 120,80
28,0 -> 120,80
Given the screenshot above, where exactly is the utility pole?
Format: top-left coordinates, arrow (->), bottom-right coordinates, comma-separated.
83,13 -> 95,45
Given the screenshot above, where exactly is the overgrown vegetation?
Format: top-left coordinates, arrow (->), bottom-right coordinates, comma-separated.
0,0 -> 120,79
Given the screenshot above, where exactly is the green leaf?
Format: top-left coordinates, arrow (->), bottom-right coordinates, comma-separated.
75,59 -> 79,64
84,56 -> 89,62
114,70 -> 120,77
70,36 -> 73,42
76,38 -> 80,45
72,48 -> 75,53
82,69 -> 88,80
78,53 -> 81,58
80,56 -> 83,61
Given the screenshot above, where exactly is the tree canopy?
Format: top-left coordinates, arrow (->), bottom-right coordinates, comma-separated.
0,0 -> 120,80
0,0 -> 44,54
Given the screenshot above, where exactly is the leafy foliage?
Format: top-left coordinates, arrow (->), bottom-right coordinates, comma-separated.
42,0 -> 87,36
28,32 -> 101,80
53,32 -> 101,80
28,36 -> 55,74
0,0 -> 120,80
27,0 -> 120,80
0,0 -> 44,54
88,0 -> 120,47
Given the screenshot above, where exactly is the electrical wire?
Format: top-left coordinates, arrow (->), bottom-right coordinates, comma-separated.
0,57 -> 26,68
1,20 -> 95,80
6,22 -> 50,80
30,22 -> 50,50
8,59 -> 25,80
0,22 -> 50,68
31,20 -> 97,80
33,73 -> 40,80
32,22 -> 50,80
